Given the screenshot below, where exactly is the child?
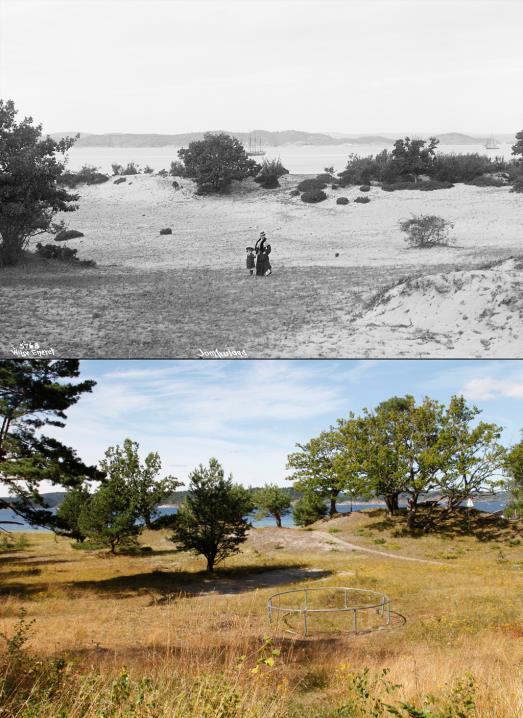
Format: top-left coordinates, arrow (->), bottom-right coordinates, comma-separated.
246,246 -> 255,275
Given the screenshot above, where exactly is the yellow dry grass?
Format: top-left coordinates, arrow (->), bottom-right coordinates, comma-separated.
0,510 -> 521,717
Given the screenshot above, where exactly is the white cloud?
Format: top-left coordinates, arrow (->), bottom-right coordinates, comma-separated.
461,377 -> 523,401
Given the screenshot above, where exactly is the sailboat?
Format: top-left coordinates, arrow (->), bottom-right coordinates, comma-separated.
484,135 -> 500,150
245,134 -> 266,157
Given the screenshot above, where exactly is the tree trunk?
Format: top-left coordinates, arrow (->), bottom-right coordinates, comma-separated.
329,494 -> 337,517
0,230 -> 25,267
206,555 -> 215,572
275,513 -> 282,528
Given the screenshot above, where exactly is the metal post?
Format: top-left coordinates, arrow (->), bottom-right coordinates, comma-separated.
353,608 -> 357,633
268,599 -> 272,625
387,600 -> 391,625
344,589 -> 348,609
303,589 -> 309,637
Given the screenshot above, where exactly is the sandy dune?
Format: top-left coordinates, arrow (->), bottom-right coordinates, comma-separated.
1,173 -> 521,358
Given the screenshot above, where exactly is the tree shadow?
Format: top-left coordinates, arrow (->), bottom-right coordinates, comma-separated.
68,564 -> 332,600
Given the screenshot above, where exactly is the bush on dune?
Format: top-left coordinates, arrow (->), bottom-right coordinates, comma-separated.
255,158 -> 289,189
60,165 -> 109,188
297,178 -> 327,192
169,160 -> 186,177
399,214 -> 454,248
465,175 -> 507,187
315,172 -> 334,183
301,189 -> 327,203
336,197 -> 349,205
354,195 -> 371,203
382,180 -> 454,192
289,188 -> 300,196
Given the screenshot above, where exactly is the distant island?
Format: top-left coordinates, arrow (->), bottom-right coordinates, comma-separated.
49,129 -> 517,148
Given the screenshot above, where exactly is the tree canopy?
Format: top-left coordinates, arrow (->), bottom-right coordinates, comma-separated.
255,483 -> 291,527
177,132 -> 260,194
169,458 -> 254,571
0,99 -> 78,266
0,360 -> 101,530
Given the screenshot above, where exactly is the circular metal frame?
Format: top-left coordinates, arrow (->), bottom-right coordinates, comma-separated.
267,586 -> 391,637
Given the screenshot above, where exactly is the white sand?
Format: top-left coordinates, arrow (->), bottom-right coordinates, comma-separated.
38,173 -> 523,271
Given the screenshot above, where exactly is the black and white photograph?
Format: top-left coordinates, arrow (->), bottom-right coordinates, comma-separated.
0,0 -> 522,358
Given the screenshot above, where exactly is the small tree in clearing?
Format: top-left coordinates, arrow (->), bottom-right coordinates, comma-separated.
78,472 -> 140,554
255,484 -> 291,527
169,458 -> 254,572
292,492 -> 327,527
178,132 -> 260,194
56,487 -> 91,542
399,214 -> 454,248
0,100 -> 79,266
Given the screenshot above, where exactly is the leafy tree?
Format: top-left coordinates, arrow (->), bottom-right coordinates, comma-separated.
287,430 -> 344,516
391,136 -> 439,180
100,439 -> 180,528
438,396 -> 506,511
56,487 -> 91,542
78,472 -> 140,553
0,99 -> 79,266
178,132 -> 260,194
0,360 -> 101,530
254,158 -> 289,189
254,484 -> 291,527
505,437 -> 523,519
169,458 -> 253,572
292,492 -> 327,527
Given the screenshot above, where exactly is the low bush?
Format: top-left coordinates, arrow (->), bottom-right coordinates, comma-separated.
113,177 -> 126,185
354,196 -> 370,203
143,165 -> 154,174
297,178 -> 326,192
289,188 -> 300,196
157,169 -> 168,177
121,162 -> 140,175
35,243 -> 94,265
336,197 -> 349,205
382,180 -> 454,191
432,152 -> 512,182
399,214 -> 454,248
331,183 -> 339,189
301,189 -> 327,203
55,229 -> 84,241
169,160 -> 186,177
465,174 -> 507,187
159,228 -> 172,235
315,173 -> 334,182
60,165 -> 109,188
255,158 -> 289,189
359,184 -> 371,192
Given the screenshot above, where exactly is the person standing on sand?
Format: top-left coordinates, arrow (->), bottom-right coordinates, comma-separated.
246,246 -> 255,276
255,232 -> 272,276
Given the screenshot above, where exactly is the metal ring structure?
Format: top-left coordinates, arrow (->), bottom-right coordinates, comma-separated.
267,586 -> 391,637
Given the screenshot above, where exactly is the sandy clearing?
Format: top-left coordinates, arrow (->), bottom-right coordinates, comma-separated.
31,174 -> 523,272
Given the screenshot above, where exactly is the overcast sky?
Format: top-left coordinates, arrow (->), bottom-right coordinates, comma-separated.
25,359 -> 523,492
1,0 -> 521,135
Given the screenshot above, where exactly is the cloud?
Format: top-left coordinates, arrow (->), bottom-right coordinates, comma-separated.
461,377 -> 523,401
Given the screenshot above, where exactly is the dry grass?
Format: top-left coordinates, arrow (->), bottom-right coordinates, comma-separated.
0,511 -> 522,716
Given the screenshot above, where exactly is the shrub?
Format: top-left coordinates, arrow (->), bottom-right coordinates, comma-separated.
289,188 -> 300,196
465,174 -> 507,187
55,229 -> 84,241
113,177 -> 126,185
338,149 -> 394,185
432,153 -> 512,182
60,165 -> 109,188
143,165 -> 154,174
297,178 -> 326,192
157,169 -> 168,177
354,196 -> 370,203
359,184 -> 371,192
159,228 -> 172,235
169,160 -> 186,177
315,173 -> 334,182
255,158 -> 289,189
301,189 -> 327,203
111,163 -> 123,175
382,180 -> 454,191
331,183 -> 339,189
35,242 -> 79,261
121,162 -> 140,175
399,214 -> 455,248
336,197 -> 349,205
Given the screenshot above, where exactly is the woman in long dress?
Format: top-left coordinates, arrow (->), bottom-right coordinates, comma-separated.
255,232 -> 271,276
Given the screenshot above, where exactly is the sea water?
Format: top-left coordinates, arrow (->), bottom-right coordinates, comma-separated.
64,143 -> 515,176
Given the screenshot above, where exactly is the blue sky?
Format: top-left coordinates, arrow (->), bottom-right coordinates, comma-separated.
38,360 -> 523,491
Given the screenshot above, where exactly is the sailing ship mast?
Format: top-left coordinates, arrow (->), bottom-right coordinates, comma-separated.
246,134 -> 266,157
484,134 -> 500,149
